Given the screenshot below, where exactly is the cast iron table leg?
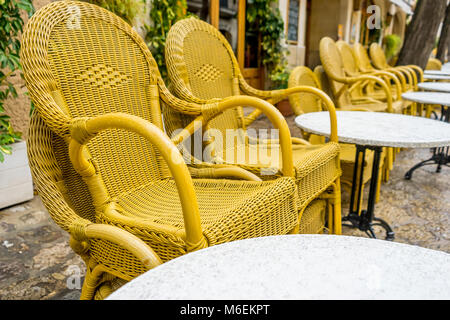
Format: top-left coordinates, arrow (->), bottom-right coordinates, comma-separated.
342,145 -> 395,241
405,105 -> 450,180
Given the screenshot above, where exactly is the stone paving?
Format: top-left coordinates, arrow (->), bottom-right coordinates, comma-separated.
0,114 -> 449,300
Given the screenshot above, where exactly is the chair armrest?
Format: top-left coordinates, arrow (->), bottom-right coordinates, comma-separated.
188,166 -> 262,181
405,65 -> 424,83
344,75 -> 393,113
387,67 -> 414,90
69,221 -> 162,269
68,113 -> 205,251
395,66 -> 418,88
367,71 -> 403,100
171,95 -> 295,177
268,86 -> 339,143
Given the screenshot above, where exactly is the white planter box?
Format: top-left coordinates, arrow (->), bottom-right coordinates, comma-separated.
0,141 -> 34,209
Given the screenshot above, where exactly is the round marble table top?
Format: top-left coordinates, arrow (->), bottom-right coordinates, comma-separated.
418,82 -> 450,93
107,235 -> 450,300
423,74 -> 450,80
295,111 -> 450,148
401,91 -> 450,106
424,70 -> 450,76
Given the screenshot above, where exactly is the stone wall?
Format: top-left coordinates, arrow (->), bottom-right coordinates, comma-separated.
4,0 -> 54,139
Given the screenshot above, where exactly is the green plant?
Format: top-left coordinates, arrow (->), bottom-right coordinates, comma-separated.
383,34 -> 402,62
83,0 -> 144,24
145,0 -> 190,81
246,0 -> 289,89
270,69 -> 289,89
0,0 -> 34,162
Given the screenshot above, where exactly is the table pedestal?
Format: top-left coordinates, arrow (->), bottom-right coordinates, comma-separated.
405,106 -> 450,180
342,145 -> 395,240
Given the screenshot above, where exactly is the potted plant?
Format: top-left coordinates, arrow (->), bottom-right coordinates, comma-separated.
0,0 -> 35,209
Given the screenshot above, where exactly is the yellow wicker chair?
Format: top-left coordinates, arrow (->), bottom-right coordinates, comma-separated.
164,17 -> 343,235
369,42 -> 424,91
426,58 -> 443,70
319,37 -> 399,181
320,37 -> 404,114
21,1 -> 300,299
336,41 -> 404,105
288,66 -> 384,206
353,42 -> 412,92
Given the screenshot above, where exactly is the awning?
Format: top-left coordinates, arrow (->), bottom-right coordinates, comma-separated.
390,0 -> 414,15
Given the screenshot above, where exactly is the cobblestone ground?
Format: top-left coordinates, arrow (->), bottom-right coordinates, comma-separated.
0,114 -> 449,300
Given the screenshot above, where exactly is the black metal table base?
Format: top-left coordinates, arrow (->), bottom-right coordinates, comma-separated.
342,145 -> 395,241
405,105 -> 450,180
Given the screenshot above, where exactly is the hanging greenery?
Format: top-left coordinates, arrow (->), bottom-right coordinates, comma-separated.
246,0 -> 289,89
0,0 -> 34,162
145,0 -> 190,81
383,34 -> 402,62
83,0 -> 144,25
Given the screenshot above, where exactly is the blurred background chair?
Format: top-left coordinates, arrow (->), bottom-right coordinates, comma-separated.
369,43 -> 423,91
319,37 -> 399,182
288,66 -> 384,207
426,58 -> 443,70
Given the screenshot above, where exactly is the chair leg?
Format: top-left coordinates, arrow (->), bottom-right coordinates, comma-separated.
80,262 -> 105,300
327,199 -> 334,235
376,156 -> 384,203
331,178 -> 342,235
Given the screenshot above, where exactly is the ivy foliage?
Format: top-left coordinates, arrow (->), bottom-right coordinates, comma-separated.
246,0 -> 289,89
0,0 -> 34,162
145,0 -> 190,81
84,0 -> 144,24
383,34 -> 402,62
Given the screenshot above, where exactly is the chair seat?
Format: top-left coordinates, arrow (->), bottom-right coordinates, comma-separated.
217,141 -> 341,208
291,142 -> 341,207
95,177 -> 298,268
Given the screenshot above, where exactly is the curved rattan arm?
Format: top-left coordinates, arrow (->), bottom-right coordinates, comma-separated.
363,67 -> 407,91
367,70 -> 403,100
387,67 -> 414,89
405,65 -> 424,83
172,95 -> 295,177
237,74 -> 274,100
275,86 -> 339,142
394,66 -> 417,88
188,166 -> 262,181
70,222 -> 162,269
343,75 -> 393,113
68,113 -> 205,251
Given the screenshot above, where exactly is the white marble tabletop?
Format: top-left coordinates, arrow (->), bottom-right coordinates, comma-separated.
295,111 -> 450,148
424,70 -> 450,76
107,235 -> 450,300
423,74 -> 450,80
402,91 -> 450,106
418,82 -> 450,93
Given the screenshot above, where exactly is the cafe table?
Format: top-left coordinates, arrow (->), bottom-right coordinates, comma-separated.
401,91 -> 450,179
424,70 -> 450,76
423,73 -> 450,81
418,82 -> 450,93
295,111 -> 450,240
107,235 -> 450,300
